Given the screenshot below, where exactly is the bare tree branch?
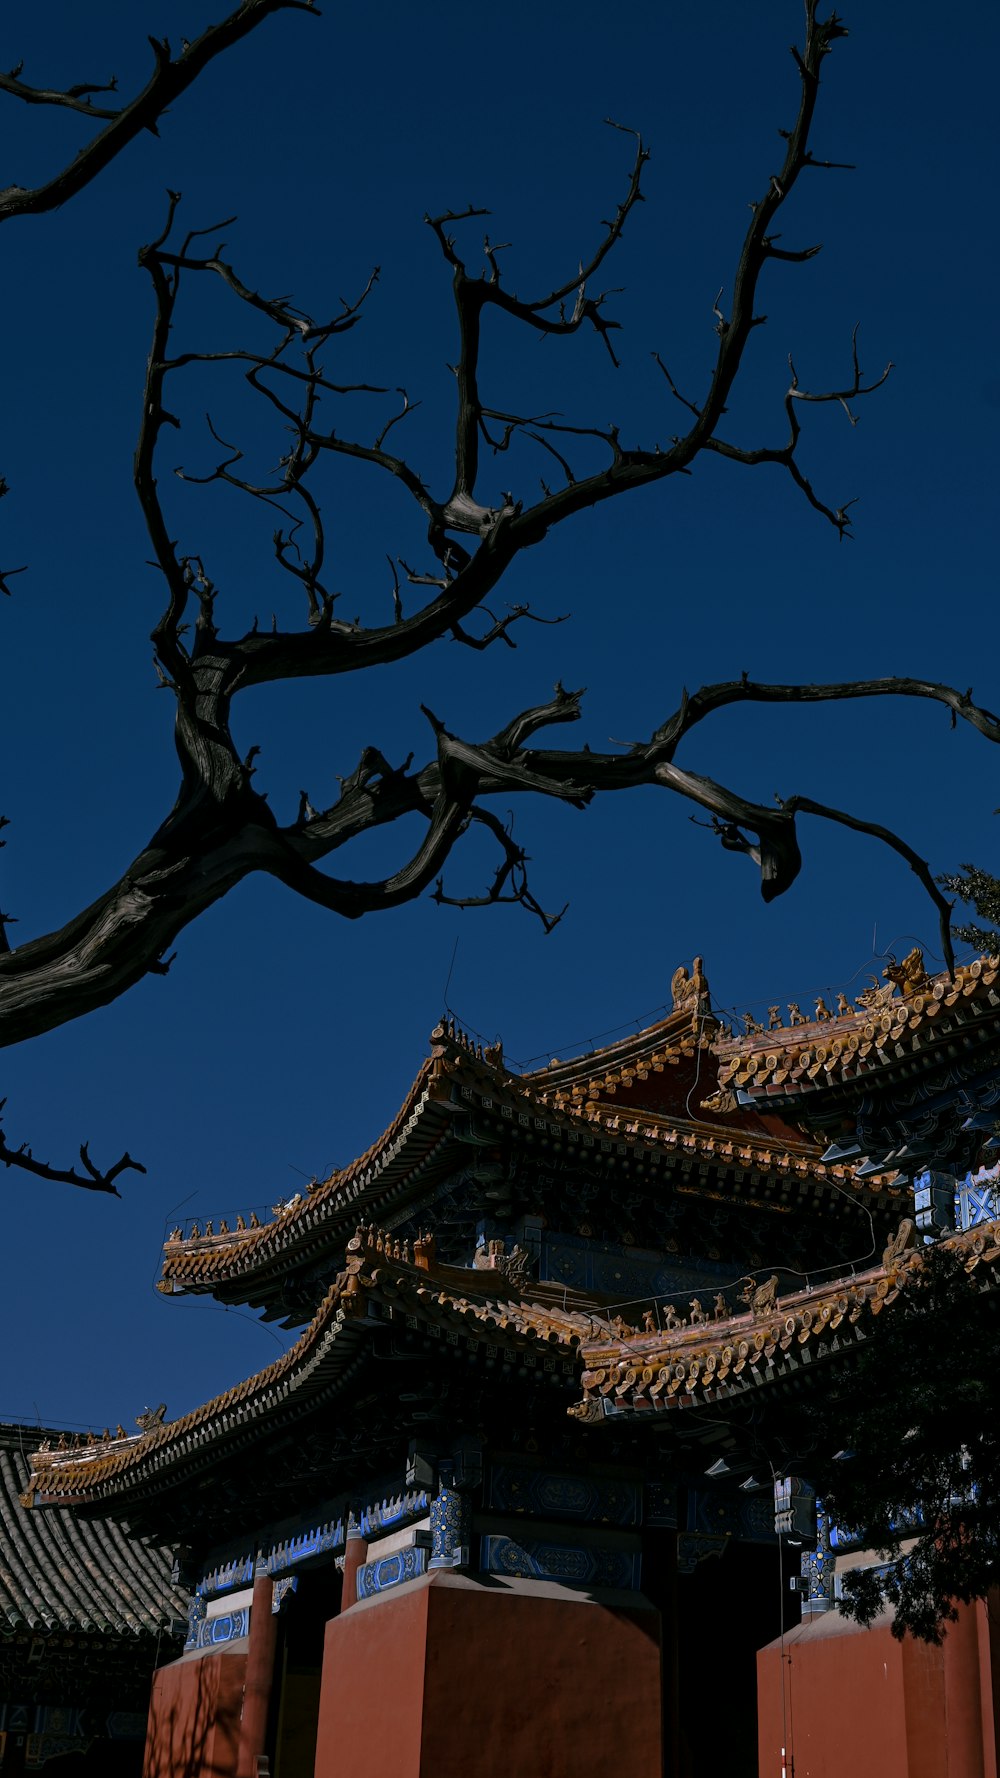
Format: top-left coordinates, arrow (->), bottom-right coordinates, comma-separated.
0,1101 -> 145,1195
703,327 -> 893,535
0,65 -> 120,120
2,5 -> 983,1112
2,661 -> 996,1052
780,793 -> 956,972
0,475 -> 27,593
449,604 -> 568,652
0,3 -> 321,1191
433,808 -> 569,934
110,2 -> 873,731
0,2 -> 319,226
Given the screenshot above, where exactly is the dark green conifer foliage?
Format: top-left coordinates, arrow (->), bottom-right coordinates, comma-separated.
807,1244 -> 1000,1642
939,865 -> 1000,959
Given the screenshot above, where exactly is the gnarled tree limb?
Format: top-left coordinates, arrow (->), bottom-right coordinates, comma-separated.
0,0 -> 318,1188
0,1 -> 318,226
2,670 -> 993,1055
0,1101 -> 146,1196
0,4 -> 984,1192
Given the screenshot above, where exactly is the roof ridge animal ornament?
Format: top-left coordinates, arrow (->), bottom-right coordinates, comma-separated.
740,1275 -> 779,1317
855,978 -> 898,1011
671,957 -> 713,1029
882,1218 -> 918,1270
883,946 -> 933,999
473,1234 -> 532,1288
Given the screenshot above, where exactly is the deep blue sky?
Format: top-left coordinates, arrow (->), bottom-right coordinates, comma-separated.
0,2 -> 996,1432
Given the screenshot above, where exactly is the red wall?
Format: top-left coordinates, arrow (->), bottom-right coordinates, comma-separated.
758,1602 -> 999,1778
143,1647 -> 246,1778
314,1572 -> 662,1778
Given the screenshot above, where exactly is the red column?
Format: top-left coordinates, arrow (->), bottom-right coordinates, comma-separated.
341,1514 -> 368,1610
238,1565 -> 278,1778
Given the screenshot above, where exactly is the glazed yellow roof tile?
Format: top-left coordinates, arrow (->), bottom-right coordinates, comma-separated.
35,1213 -> 1000,1507
160,1016 -> 884,1300
159,1053 -> 442,1284
570,1215 -> 1000,1419
27,1227 -> 587,1509
521,1003 -> 708,1093
716,956 -> 1000,1100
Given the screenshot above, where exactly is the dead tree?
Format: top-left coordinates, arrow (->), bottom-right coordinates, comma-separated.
1,3 -> 996,1189
0,0 -> 318,1188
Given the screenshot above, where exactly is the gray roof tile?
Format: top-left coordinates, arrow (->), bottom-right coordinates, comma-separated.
0,1425 -> 187,1637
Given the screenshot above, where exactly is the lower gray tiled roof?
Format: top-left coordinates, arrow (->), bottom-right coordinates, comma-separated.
0,1424 -> 188,1638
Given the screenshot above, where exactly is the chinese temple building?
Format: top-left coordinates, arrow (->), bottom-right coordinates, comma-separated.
22,951 -> 1000,1777
0,1422 -> 186,1774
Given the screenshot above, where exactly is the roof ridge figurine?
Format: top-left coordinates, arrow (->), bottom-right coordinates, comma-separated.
670,956 -> 713,1030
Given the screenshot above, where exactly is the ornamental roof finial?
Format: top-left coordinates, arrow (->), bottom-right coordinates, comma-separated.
671,956 -> 713,1029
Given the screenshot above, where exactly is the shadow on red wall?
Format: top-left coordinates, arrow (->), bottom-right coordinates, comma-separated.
142,1647 -> 246,1778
